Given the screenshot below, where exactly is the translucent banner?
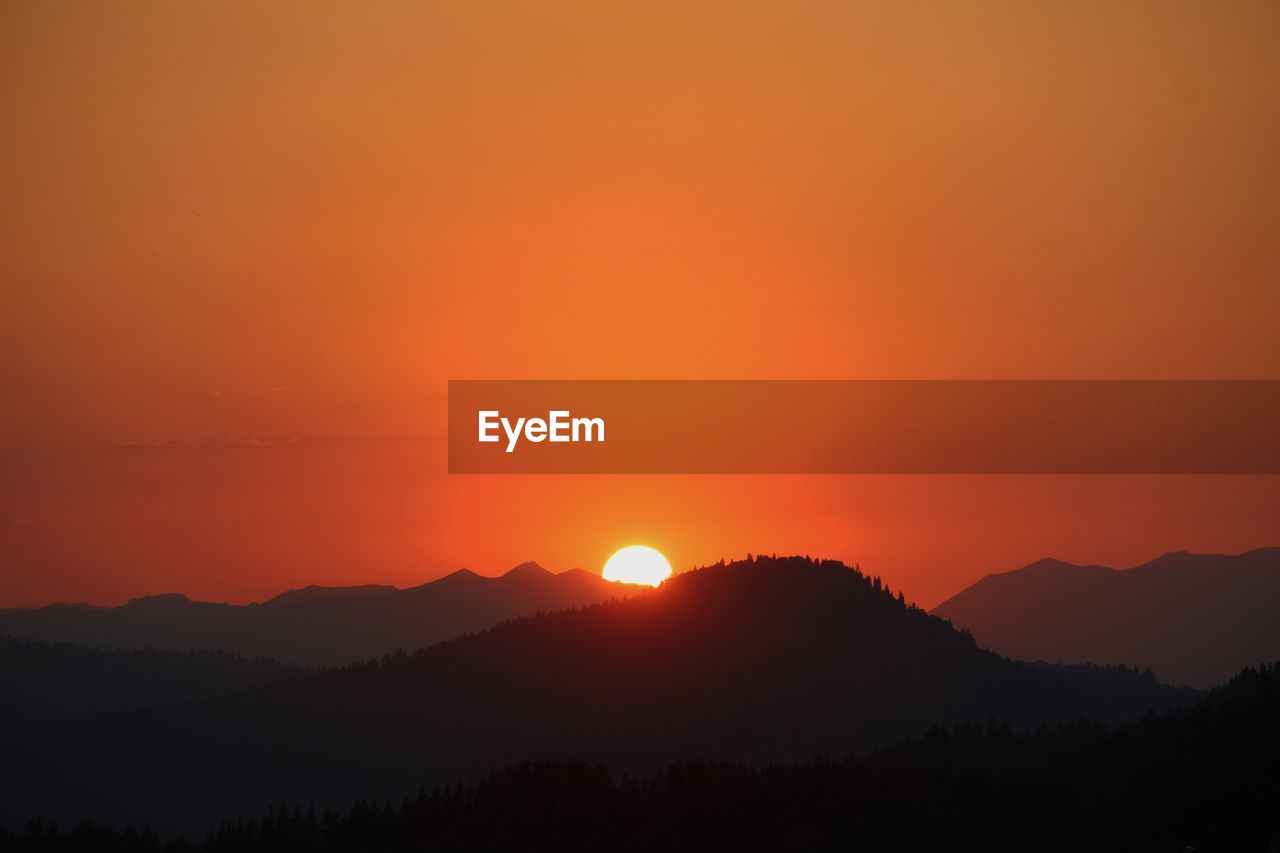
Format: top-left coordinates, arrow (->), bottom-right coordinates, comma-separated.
447,380 -> 1280,474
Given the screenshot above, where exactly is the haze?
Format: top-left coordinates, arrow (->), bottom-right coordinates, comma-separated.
2,1 -> 1278,608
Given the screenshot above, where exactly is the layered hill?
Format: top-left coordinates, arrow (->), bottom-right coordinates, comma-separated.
932,547 -> 1280,687
0,563 -> 623,666
19,663 -> 1277,852
0,635 -> 304,733
0,556 -> 1193,834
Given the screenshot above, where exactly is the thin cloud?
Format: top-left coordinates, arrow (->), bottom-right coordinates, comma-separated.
119,436 -> 291,449
120,438 -> 194,449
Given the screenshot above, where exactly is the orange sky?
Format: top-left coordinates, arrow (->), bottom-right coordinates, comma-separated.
2,1 -> 1278,609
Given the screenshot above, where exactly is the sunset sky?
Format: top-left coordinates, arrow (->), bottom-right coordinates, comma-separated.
2,1 -> 1278,609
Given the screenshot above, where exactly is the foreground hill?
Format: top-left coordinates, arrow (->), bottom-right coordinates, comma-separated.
0,563 -> 622,666
0,556 -> 1193,834
0,636 -> 304,734
9,663 -> 1273,852
933,547 -> 1280,687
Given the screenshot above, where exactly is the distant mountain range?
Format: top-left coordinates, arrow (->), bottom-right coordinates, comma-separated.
932,548 -> 1280,687
0,635 -> 305,733
0,556 -> 1193,834
0,563 -> 626,666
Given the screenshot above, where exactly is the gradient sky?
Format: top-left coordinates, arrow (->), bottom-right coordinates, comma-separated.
2,1 -> 1278,609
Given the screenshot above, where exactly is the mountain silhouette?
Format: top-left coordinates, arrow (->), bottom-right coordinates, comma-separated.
0,635 -> 304,733
0,563 -> 624,666
12,663 -> 1273,852
0,556 -> 1193,834
932,547 -> 1280,687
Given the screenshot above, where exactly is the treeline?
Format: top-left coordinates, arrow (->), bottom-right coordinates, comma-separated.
4,662 -> 1276,853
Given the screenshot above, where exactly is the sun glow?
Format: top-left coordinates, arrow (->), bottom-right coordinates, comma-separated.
602,545 -> 672,587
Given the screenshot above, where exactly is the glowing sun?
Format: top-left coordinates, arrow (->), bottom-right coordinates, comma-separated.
602,545 -> 672,587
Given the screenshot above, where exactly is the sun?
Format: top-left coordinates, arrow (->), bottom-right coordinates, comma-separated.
602,545 -> 672,587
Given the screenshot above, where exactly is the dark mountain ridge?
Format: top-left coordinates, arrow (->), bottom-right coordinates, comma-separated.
9,663 -> 1273,852
0,563 -> 625,666
0,556 -> 1193,835
933,547 -> 1280,687
0,635 -> 305,733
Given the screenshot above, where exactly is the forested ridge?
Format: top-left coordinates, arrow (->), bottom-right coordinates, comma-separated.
3,662 -> 1275,852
